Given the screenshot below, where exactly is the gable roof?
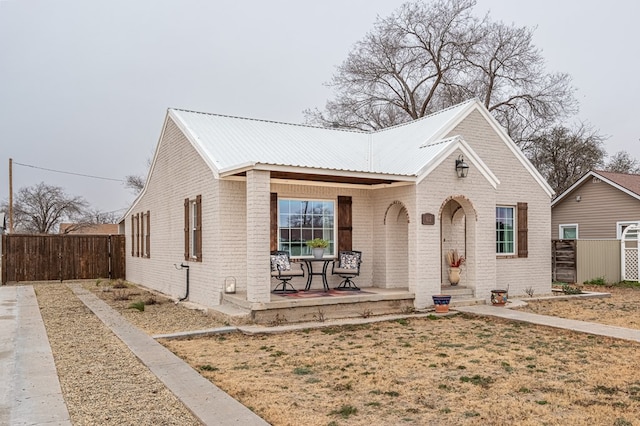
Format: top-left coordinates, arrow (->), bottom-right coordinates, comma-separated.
166,98 -> 550,195
168,99 -> 477,178
123,98 -> 552,219
551,170 -> 640,207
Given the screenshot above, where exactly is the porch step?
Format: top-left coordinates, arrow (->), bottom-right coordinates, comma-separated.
441,285 -> 474,298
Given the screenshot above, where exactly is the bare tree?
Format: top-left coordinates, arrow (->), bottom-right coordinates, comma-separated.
528,124 -> 606,195
59,208 -> 120,234
124,174 -> 145,195
304,0 -> 576,146
4,182 -> 88,234
605,151 -> 640,174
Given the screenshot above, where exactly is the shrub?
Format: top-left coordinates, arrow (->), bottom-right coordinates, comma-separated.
128,301 -> 145,311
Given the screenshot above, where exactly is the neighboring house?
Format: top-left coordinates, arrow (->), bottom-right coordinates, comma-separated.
552,170 -> 640,240
122,98 -> 553,310
551,170 -> 640,283
59,223 -> 119,235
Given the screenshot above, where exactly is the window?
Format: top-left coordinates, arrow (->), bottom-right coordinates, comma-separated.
617,221 -> 640,240
278,199 -> 334,257
184,195 -> 202,261
559,224 -> 578,240
496,206 -> 515,254
143,211 -> 150,258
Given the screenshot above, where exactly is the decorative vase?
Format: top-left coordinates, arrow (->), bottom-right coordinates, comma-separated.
313,247 -> 325,259
448,267 -> 461,285
491,289 -> 508,306
432,295 -> 452,313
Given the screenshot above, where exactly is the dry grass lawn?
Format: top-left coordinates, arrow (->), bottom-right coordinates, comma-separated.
151,285 -> 640,426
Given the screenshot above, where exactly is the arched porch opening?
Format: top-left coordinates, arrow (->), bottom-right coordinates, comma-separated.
439,196 -> 477,291
383,201 -> 409,288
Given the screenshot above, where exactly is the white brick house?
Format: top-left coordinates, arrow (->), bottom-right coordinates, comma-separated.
121,99 -> 553,310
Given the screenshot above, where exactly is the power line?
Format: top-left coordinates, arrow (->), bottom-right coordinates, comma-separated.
13,161 -> 124,183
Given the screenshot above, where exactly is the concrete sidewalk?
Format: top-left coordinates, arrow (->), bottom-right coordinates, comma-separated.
69,284 -> 269,426
456,302 -> 640,343
0,285 -> 71,426
4,283 -> 639,426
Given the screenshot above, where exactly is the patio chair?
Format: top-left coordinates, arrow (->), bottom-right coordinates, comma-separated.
270,251 -> 304,293
332,250 -> 362,291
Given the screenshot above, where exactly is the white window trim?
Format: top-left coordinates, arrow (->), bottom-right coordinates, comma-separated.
559,223 -> 579,240
496,205 -> 516,256
617,221 -> 640,239
278,198 -> 336,259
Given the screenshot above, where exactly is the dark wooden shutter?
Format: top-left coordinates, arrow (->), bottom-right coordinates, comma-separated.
146,210 -> 150,258
517,202 -> 528,258
184,198 -> 190,261
270,192 -> 278,251
337,196 -> 353,252
130,215 -> 135,257
195,195 -> 202,261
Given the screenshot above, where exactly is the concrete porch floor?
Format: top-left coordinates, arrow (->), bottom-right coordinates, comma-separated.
214,285 -> 484,325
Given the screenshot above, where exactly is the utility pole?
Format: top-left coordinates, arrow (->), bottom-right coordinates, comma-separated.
8,158 -> 13,233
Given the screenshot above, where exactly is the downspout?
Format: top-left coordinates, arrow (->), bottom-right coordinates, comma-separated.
175,263 -> 190,301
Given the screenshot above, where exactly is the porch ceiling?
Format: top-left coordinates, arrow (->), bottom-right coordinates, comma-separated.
234,170 -> 404,186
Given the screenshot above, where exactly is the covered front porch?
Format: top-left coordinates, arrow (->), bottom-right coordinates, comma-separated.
218,285 -> 480,325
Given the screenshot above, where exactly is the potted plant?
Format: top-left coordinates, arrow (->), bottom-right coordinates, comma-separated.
446,249 -> 465,285
306,238 -> 329,259
491,285 -> 509,306
432,294 -> 452,313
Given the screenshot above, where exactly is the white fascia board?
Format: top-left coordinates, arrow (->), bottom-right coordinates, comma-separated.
416,137 -> 500,188
550,171 -> 594,207
120,111 -> 173,222
552,170 -> 640,207
168,109 -> 221,179
432,100 -> 555,199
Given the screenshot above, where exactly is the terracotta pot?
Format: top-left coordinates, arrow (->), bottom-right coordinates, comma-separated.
432,295 -> 451,313
448,267 -> 461,285
491,289 -> 508,306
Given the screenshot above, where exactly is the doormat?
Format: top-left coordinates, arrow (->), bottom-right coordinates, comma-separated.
280,289 -> 370,298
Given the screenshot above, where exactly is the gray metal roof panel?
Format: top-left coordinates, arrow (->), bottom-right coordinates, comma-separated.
169,99 -> 476,177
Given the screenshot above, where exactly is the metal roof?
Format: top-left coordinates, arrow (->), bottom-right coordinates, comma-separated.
168,99 -> 477,178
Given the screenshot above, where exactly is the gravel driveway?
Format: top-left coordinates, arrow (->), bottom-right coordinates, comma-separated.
33,281 -> 225,425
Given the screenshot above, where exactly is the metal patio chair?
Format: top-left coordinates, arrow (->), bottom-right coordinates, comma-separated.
332,250 -> 362,291
270,250 -> 304,293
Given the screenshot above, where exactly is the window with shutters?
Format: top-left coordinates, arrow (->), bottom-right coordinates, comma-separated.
496,203 -> 528,257
142,211 -> 150,258
184,196 -> 202,261
496,206 -> 515,255
278,199 -> 334,258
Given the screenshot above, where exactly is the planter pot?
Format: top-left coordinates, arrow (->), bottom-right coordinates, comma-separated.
432,295 -> 452,313
448,267 -> 461,285
312,248 -> 325,259
491,289 -> 508,306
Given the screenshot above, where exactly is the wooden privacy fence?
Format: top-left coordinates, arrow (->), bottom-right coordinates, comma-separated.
1,234 -> 125,284
552,239 -> 576,283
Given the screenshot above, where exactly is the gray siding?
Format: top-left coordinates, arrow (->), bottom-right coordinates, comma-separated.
552,178 -> 640,239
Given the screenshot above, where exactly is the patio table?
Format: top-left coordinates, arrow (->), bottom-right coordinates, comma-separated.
302,259 -> 334,292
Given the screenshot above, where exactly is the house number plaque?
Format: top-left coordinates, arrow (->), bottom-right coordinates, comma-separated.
421,213 -> 435,225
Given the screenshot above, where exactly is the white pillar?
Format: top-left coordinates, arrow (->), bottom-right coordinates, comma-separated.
246,170 -> 271,303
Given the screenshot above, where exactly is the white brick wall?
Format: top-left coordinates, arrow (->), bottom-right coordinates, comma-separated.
127,108 -> 551,310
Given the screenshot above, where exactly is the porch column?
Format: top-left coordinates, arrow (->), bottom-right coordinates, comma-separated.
246,169 -> 271,303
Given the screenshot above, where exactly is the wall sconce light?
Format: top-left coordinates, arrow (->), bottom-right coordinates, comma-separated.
575,195 -> 581,202
455,154 -> 469,178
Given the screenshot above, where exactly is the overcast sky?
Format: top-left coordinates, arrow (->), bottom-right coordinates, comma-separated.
1,0 -> 638,216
